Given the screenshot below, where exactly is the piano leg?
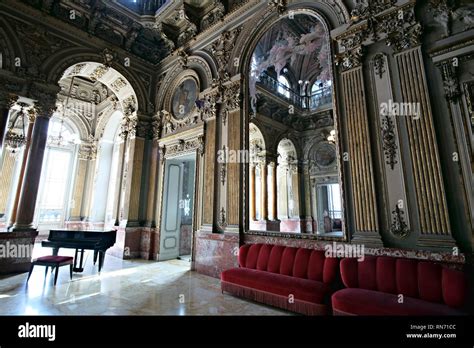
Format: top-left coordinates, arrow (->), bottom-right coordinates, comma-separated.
93,250 -> 98,265
53,248 -> 59,256
73,249 -> 85,273
98,251 -> 105,273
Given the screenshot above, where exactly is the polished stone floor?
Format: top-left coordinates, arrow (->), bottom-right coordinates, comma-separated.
0,244 -> 289,315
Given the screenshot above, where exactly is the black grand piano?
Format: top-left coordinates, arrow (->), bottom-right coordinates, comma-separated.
42,229 -> 116,273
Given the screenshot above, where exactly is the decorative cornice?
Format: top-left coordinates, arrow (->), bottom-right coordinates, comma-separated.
164,136 -> 202,157
335,2 -> 421,55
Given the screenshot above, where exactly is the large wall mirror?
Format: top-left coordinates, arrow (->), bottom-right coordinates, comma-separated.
246,11 -> 346,240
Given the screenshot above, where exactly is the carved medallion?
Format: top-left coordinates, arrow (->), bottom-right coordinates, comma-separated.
314,142 -> 336,167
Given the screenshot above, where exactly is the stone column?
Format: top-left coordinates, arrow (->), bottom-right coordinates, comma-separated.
250,163 -> 256,221
146,117 -> 160,227
12,103 -> 54,230
260,160 -> 268,221
8,109 -> 36,229
114,133 -> 127,226
270,161 -> 278,221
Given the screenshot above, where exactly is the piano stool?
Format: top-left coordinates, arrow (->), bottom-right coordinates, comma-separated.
27,256 -> 74,286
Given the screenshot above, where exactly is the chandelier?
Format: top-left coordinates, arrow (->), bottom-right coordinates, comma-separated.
5,103 -> 28,154
49,76 -> 75,147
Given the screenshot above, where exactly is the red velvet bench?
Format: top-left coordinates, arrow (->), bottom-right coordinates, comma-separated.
221,244 -> 339,315
27,256 -> 74,286
332,256 -> 468,315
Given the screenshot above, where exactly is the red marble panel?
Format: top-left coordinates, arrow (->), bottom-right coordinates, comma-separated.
194,230 -> 239,278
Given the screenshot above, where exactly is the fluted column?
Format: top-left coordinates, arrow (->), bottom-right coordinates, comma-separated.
250,163 -> 256,221
12,100 -> 54,230
270,161 -> 278,221
8,109 -> 36,229
260,160 -> 268,220
114,132 -> 127,226
146,115 -> 161,227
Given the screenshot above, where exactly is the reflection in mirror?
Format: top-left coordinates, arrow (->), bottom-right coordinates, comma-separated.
247,12 -> 344,238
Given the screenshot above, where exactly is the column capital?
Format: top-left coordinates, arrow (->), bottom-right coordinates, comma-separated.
0,90 -> 19,109
32,94 -> 58,117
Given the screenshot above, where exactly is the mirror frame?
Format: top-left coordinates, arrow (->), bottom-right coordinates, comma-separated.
241,8 -> 348,242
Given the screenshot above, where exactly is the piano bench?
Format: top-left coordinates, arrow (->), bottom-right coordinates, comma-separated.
27,256 -> 74,286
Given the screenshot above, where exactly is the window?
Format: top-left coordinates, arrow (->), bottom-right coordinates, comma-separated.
277,75 -> 290,99
36,119 -> 79,228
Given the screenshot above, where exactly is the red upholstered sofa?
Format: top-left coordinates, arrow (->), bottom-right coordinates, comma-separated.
332,256 -> 468,315
221,244 -> 339,315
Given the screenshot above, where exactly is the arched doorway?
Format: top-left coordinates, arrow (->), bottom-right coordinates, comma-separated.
31,61 -> 139,236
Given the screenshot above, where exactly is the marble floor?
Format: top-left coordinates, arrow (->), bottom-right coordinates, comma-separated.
0,244 -> 289,315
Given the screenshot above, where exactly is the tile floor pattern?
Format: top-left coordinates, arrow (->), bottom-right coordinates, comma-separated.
0,244 -> 290,315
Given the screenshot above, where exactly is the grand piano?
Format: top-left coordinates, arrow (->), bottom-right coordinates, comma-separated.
42,229 -> 117,273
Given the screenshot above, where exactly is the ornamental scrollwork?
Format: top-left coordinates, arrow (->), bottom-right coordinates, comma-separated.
381,115 -> 398,170
391,205 -> 409,238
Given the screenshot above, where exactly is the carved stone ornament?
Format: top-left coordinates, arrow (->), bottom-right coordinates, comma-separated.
391,205 -> 409,238
373,53 -> 386,79
200,92 -> 217,120
381,115 -> 398,170
335,46 -> 364,71
429,0 -> 474,38
0,92 -> 18,109
220,145 -> 227,185
197,135 -> 205,155
201,1 -> 225,30
153,21 -> 175,52
350,0 -> 397,23
151,114 -> 162,141
31,91 -> 58,116
78,138 -> 98,160
440,61 -> 461,103
267,0 -> 287,15
165,137 -> 203,156
120,114 -> 138,139
220,207 -> 227,228
336,3 -> 421,56
210,27 -> 242,81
